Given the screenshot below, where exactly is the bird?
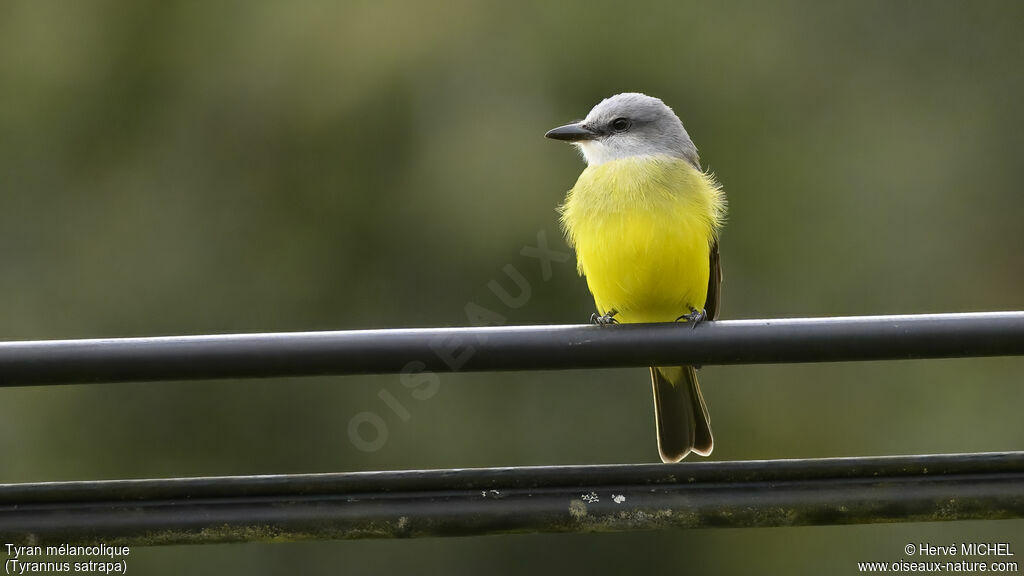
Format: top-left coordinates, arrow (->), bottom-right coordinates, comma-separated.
546,92 -> 726,463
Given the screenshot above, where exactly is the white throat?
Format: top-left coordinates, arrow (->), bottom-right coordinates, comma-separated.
575,140 -> 651,166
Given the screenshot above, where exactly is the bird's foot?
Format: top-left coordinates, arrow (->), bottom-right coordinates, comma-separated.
590,309 -> 619,326
675,307 -> 706,330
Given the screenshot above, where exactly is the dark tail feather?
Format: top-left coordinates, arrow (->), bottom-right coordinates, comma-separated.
650,366 -> 713,463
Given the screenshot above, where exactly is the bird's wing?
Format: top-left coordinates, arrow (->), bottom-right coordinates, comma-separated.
704,239 -> 722,321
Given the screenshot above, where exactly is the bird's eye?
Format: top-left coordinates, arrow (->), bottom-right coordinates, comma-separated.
610,118 -> 631,132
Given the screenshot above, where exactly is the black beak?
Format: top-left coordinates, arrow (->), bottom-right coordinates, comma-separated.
544,122 -> 597,142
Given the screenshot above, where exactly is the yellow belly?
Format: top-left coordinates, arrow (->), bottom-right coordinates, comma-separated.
559,155 -> 726,324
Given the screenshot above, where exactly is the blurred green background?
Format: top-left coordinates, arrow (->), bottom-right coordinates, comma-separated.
1,0 -> 1022,573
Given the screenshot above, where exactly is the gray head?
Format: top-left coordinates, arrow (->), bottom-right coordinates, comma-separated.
545,93 -> 699,168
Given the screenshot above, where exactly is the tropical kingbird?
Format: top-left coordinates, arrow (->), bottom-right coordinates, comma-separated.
546,93 -> 726,463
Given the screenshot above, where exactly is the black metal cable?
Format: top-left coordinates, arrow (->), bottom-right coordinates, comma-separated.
0,312 -> 1022,386
1,452 -> 1022,545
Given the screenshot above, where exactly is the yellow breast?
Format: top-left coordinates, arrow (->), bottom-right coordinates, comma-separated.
559,155 -> 726,324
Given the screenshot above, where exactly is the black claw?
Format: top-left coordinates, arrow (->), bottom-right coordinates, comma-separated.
591,309 -> 619,326
675,307 -> 706,329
